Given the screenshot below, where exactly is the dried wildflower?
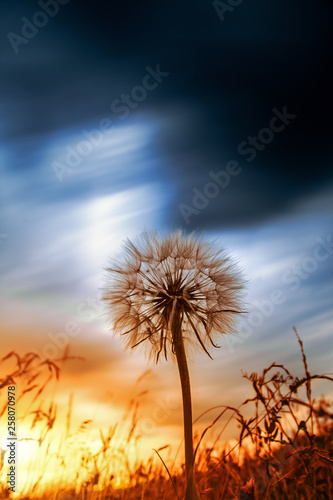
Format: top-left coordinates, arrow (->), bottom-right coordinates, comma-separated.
102,230 -> 245,499
103,230 -> 244,362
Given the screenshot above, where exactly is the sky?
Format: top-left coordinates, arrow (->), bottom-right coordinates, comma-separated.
1,0 -> 333,491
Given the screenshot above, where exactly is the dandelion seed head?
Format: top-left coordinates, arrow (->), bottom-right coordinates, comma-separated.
102,231 -> 245,362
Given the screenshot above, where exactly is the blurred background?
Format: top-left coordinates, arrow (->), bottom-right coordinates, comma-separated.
1,0 -> 333,488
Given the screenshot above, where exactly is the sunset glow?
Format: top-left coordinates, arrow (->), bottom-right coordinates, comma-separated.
1,1 -> 333,498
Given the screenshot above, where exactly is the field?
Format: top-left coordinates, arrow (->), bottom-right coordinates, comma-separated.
1,329 -> 332,500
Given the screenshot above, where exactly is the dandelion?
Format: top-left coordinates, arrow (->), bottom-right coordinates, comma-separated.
102,230 -> 245,499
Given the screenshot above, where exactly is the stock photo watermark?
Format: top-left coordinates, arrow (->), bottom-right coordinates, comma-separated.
37,296 -> 103,360
237,106 -> 297,162
138,394 -> 180,436
178,160 -> 242,224
213,0 -> 245,22
52,64 -> 170,182
7,0 -> 71,54
225,234 -> 333,353
178,105 -> 297,224
6,385 -> 17,494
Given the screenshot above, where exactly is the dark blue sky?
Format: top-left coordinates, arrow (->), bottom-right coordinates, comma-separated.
2,0 -> 333,230
1,0 -> 332,434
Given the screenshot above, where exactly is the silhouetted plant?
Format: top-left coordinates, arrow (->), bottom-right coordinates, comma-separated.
102,230 -> 245,499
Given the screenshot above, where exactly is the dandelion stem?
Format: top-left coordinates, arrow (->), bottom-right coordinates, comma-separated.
172,311 -> 201,500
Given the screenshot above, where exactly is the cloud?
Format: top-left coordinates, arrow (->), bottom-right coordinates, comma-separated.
1,0 -> 333,462
2,1 -> 333,230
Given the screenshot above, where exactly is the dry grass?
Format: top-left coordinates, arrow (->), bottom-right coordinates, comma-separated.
0,328 -> 332,500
